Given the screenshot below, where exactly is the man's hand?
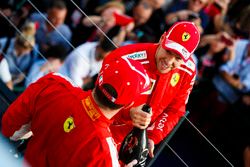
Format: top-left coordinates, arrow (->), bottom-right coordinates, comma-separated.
124,159 -> 138,167
130,104 -> 152,129
148,139 -> 155,158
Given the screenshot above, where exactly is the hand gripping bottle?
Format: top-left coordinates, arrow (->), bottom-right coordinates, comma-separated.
119,104 -> 151,167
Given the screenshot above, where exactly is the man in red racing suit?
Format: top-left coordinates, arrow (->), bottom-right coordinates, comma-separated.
106,21 -> 200,157
1,57 -> 150,167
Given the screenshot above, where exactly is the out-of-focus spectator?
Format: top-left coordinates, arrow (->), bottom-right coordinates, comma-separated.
133,0 -> 153,28
71,1 -> 125,46
137,0 -> 170,41
214,3 -> 250,39
213,40 -> 250,104
30,0 -> 72,53
0,1 -> 31,38
0,55 -> 12,90
147,0 -> 166,10
25,44 -> 67,87
0,22 -> 38,86
165,0 -> 210,30
203,0 -> 230,34
196,31 -> 235,80
126,0 -> 154,42
113,0 -> 155,45
0,2 -> 16,38
59,28 -> 118,89
188,39 -> 250,133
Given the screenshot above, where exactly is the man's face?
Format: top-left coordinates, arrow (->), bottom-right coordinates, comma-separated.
133,1 -> 153,26
147,0 -> 165,9
48,8 -> 67,27
95,47 -> 111,61
188,0 -> 208,13
155,46 -> 184,74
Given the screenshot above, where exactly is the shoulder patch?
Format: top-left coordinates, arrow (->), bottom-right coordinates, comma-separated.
185,60 -> 195,72
170,73 -> 180,87
125,51 -> 147,60
82,96 -> 101,121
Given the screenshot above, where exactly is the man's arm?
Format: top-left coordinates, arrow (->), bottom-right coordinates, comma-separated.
220,71 -> 245,90
147,73 -> 195,145
1,77 -> 47,139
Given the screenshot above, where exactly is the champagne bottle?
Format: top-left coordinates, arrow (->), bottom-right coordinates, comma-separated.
119,104 -> 151,167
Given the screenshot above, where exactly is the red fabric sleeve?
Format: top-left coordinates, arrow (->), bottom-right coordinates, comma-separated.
147,75 -> 195,144
1,78 -> 47,137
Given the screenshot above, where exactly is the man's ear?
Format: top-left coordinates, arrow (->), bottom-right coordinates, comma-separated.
159,32 -> 166,43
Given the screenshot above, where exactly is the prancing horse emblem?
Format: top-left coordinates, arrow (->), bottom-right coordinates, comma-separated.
182,32 -> 190,42
63,116 -> 75,133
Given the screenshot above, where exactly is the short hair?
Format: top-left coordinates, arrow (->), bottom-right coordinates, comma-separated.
94,83 -> 123,110
15,34 -> 35,49
49,0 -> 66,9
45,44 -> 68,61
99,26 -> 120,52
238,5 -> 250,34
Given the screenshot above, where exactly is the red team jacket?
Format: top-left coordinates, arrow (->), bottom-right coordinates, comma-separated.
2,73 -> 120,167
105,43 -> 196,145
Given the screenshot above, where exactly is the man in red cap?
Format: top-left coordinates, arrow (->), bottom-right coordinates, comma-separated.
106,21 -> 200,157
1,57 -> 150,167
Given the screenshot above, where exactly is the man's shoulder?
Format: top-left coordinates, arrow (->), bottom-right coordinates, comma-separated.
108,43 -> 155,59
57,24 -> 72,34
40,73 -> 80,88
30,12 -> 45,22
178,57 -> 196,76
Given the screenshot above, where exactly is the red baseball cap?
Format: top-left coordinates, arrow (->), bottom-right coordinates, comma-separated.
162,21 -> 200,62
97,57 -> 150,105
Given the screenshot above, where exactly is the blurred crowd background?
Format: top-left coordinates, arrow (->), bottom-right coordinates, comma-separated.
0,0 -> 250,166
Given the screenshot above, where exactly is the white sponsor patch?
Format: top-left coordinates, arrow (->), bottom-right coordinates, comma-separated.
156,113 -> 168,131
165,40 -> 190,60
125,51 -> 147,60
185,60 -> 195,72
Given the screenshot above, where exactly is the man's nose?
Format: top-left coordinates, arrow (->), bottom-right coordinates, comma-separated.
167,55 -> 176,65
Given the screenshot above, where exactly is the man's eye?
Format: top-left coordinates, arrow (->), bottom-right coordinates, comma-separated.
176,56 -> 182,61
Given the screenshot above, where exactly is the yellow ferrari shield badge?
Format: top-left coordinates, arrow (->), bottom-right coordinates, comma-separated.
182,32 -> 190,42
63,116 -> 75,133
170,73 -> 180,87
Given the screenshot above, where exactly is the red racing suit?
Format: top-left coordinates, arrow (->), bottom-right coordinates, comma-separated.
1,73 -> 121,167
105,43 -> 196,145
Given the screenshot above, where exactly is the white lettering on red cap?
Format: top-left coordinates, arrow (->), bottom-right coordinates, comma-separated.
165,40 -> 190,60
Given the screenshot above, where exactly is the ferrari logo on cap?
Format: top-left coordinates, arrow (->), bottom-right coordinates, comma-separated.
182,32 -> 190,42
63,116 -> 75,133
170,73 -> 180,87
